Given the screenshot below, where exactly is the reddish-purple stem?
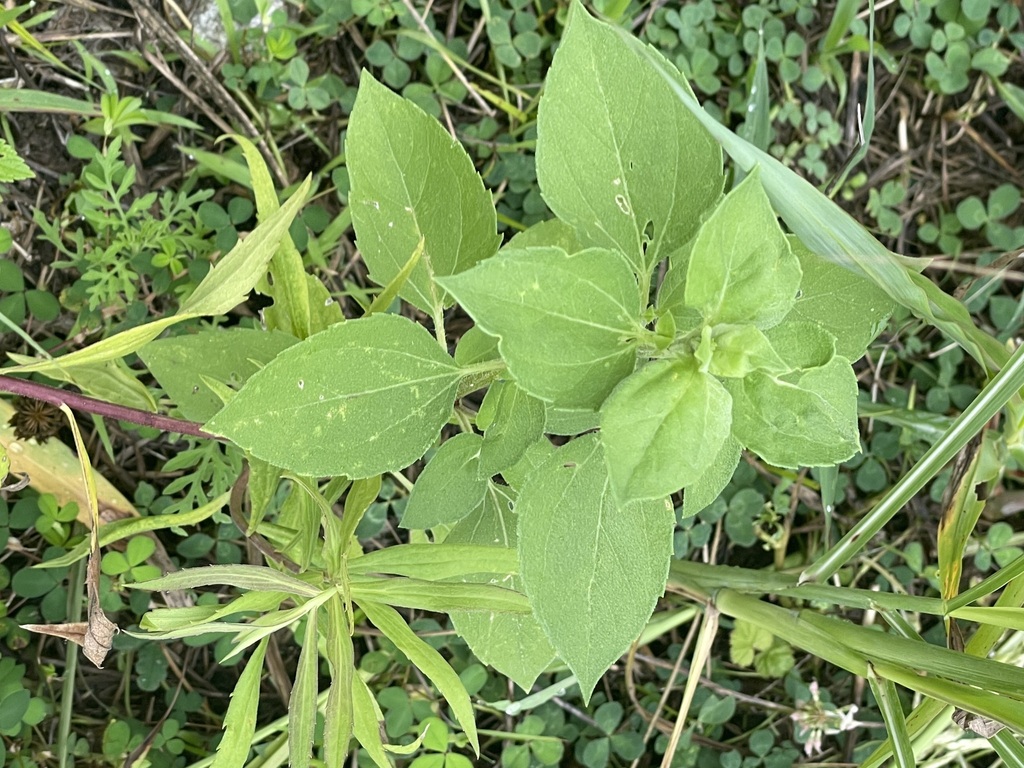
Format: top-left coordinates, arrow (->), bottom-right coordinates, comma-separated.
0,374 -> 217,440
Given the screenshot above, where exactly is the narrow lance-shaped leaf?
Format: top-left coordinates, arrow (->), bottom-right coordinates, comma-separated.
289,606 -> 319,768
211,637 -> 269,768
360,599 -> 480,754
536,1 -> 723,276
439,247 -> 641,410
347,70 -> 500,314
517,433 -> 674,702
205,313 -> 463,478
600,357 -> 732,502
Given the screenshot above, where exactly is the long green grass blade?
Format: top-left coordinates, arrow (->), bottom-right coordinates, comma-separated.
802,341 -> 1024,583
867,665 -> 916,768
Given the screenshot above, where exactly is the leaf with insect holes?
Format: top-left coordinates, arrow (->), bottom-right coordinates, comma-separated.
439,246 -> 641,410
347,71 -> 500,315
536,2 -> 723,276
205,314 -> 463,478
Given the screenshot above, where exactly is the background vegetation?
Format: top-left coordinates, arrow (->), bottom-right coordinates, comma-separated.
1,0 -> 1023,766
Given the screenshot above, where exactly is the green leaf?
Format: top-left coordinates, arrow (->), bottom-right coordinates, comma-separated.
360,599 -> 479,754
517,433 -> 674,702
439,247 -> 641,409
352,675 -> 390,768
727,356 -> 860,468
289,608 -> 319,768
130,564 -> 320,598
778,238 -> 895,361
682,436 -> 741,518
347,71 -> 500,314
323,595 -> 354,767
349,543 -> 518,581
210,637 -> 268,768
535,2 -> 723,276
0,139 -> 33,182
448,484 -> 557,691
505,219 -> 585,252
600,358 -> 732,502
697,324 -> 790,378
349,574 -> 530,614
205,314 -> 462,478
231,135 -> 320,339
729,618 -> 773,667
478,381 -> 546,477
181,176 -> 312,317
401,433 -> 487,529
684,170 -> 801,329
139,329 -> 298,422
763,320 -> 836,371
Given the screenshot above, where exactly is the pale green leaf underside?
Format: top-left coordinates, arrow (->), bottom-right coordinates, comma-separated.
684,169 -> 801,329
479,380 -> 547,477
728,356 -> 861,468
449,484 -> 556,692
439,246 -> 641,409
206,314 -> 461,478
536,4 -> 723,275
517,434 -> 674,702
601,358 -> 732,502
347,71 -> 500,314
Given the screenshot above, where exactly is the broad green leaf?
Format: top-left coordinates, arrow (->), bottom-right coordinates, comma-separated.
682,436 -> 742,518
684,170 -> 801,329
205,313 -> 462,478
601,358 -> 732,502
535,2 -> 723,276
505,218 -> 584,252
448,483 -> 557,691
131,564 -> 320,598
289,607 -> 319,768
139,328 -> 298,422
517,434 -> 674,701
349,543 -> 518,580
624,30 -> 1008,373
728,356 -> 860,468
360,599 -> 480,754
500,439 -> 556,491
695,325 -> 789,378
349,574 -> 530,614
478,381 -> 546,477
781,237 -> 894,361
181,176 -> 312,317
401,433 -> 487,529
764,320 -> 836,370
543,404 -> 601,436
439,247 -> 641,409
453,326 -> 499,366
210,637 -> 268,768
347,71 -> 500,314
